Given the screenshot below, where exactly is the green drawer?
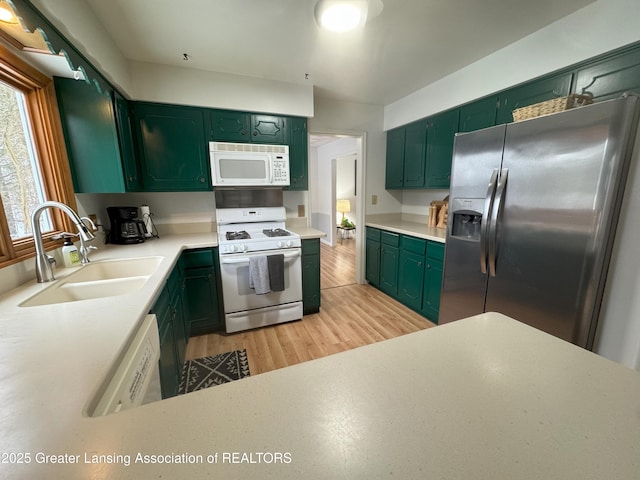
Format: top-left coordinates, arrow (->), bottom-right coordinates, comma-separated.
181,248 -> 214,268
366,227 -> 381,241
302,238 -> 320,255
381,231 -> 400,247
401,235 -> 426,255
427,241 -> 445,261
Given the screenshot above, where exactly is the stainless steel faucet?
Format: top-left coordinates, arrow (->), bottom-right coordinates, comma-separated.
31,201 -> 96,283
78,216 -> 98,264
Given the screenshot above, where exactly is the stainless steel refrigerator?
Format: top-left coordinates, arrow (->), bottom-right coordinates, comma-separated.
440,95 -> 640,349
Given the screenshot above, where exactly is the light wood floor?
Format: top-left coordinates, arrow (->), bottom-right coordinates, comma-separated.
185,238 -> 434,375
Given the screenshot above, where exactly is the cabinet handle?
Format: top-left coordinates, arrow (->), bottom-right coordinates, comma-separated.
427,264 -> 431,270
199,177 -> 205,183
253,131 -> 258,136
241,129 -> 246,135
418,262 -> 422,267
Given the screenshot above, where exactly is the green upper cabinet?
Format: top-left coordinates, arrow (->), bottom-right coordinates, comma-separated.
210,110 -> 250,142
425,109 -> 459,189
113,91 -> 141,191
496,73 -> 573,125
286,116 -> 308,190
403,120 -> 428,188
574,47 -> 640,102
210,110 -> 286,144
458,96 -> 498,133
385,127 -> 405,189
251,114 -> 286,143
132,102 -> 211,191
54,77 -> 126,193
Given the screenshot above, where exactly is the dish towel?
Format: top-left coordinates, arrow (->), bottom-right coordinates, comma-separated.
267,254 -> 285,292
249,256 -> 271,294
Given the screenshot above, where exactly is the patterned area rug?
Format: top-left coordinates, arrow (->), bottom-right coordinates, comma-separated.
178,349 -> 250,395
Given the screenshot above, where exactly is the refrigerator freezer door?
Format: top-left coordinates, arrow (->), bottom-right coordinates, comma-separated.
440,125 -> 507,324
485,96 -> 640,348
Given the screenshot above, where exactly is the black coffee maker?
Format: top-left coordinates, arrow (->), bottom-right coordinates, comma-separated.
107,206 -> 147,244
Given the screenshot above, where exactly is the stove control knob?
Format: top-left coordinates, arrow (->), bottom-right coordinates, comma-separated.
241,244 -> 248,252
286,240 -> 292,248
277,241 -> 283,248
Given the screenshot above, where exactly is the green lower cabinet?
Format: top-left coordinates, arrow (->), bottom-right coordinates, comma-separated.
302,239 -> 321,314
421,258 -> 443,323
398,235 -> 427,311
398,250 -> 425,311
380,231 -> 400,297
181,248 -> 224,336
152,285 -> 180,399
365,228 -> 445,323
421,241 -> 445,323
171,287 -> 186,368
365,230 -> 381,287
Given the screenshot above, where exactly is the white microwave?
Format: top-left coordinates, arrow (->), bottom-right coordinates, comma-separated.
210,142 -> 290,187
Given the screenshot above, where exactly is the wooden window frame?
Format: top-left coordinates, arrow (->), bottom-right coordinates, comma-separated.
0,43 -> 77,268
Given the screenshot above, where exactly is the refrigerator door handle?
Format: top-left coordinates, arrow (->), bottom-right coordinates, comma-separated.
488,168 -> 509,277
480,168 -> 500,274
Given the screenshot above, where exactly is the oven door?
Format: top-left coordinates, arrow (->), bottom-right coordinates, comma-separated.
219,247 -> 303,313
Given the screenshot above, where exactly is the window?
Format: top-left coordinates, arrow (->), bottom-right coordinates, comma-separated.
0,44 -> 77,267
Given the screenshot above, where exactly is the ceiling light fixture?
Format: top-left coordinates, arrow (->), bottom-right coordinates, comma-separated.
315,0 -> 382,33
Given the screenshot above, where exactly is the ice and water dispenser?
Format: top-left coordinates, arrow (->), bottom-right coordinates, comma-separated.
450,198 -> 483,240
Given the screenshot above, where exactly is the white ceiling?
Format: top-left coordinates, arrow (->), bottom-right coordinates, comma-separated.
84,0 -> 596,106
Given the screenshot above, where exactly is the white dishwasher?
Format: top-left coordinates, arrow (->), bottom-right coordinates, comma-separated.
92,314 -> 162,416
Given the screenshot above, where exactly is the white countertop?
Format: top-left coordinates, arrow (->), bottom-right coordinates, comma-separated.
365,214 -> 446,243
1,262 -> 639,480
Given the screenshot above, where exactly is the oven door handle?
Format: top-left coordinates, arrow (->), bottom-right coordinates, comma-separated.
220,250 -> 301,265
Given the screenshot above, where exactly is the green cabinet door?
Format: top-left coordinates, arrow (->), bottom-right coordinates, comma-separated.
302,239 -> 321,314
403,120 -> 427,188
422,257 -> 443,323
153,285 -> 180,399
171,287 -> 186,367
425,109 -> 459,189
181,248 -> 223,336
385,127 -> 405,189
398,250 -> 425,311
365,228 -> 381,287
210,109 -> 250,142
113,92 -> 141,191
496,73 -> 573,125
133,103 -> 211,191
458,96 -> 498,133
54,77 -> 126,193
421,241 -> 445,323
286,116 -> 308,191
380,231 -> 400,297
574,47 -> 640,102
251,115 -> 286,143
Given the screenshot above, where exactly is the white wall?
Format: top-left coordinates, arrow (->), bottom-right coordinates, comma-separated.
385,0 -> 640,130
309,98 -> 398,215
129,61 -> 313,117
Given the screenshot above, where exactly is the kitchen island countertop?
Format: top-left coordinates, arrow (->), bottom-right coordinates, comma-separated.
1,250 -> 639,480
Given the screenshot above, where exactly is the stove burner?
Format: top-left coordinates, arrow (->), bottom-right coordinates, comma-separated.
263,228 -> 291,237
226,231 -> 251,240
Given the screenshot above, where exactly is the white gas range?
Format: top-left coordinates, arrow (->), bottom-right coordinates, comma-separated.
216,203 -> 303,333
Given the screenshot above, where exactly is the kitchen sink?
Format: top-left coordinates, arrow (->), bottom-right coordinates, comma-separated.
19,256 -> 163,307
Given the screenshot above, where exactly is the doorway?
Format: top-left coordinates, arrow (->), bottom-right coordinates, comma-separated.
308,132 -> 365,288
